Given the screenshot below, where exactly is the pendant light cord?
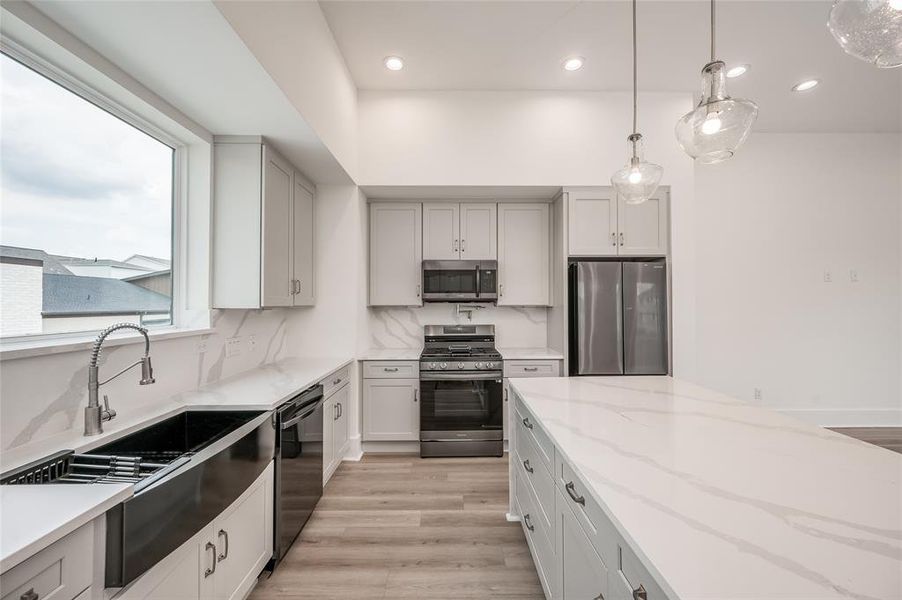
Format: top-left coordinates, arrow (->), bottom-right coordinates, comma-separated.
710,0 -> 716,62
632,0 -> 638,135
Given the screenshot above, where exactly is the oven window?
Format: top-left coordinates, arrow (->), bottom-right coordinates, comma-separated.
423,269 -> 477,295
420,379 -> 502,432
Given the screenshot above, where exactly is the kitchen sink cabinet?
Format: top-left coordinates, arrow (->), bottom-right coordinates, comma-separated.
567,187 -> 669,258
423,202 -> 497,260
369,203 -> 423,306
362,376 -> 420,441
212,137 -> 315,308
497,203 -> 551,306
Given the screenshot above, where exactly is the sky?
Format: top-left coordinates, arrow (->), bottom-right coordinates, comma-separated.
0,53 -> 173,261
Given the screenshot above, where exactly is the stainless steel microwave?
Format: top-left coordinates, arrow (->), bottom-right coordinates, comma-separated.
422,260 -> 498,303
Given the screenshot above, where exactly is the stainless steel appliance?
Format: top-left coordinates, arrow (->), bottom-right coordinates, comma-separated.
568,259 -> 669,375
419,324 -> 503,457
272,384 -> 325,565
2,410 -> 276,588
422,260 -> 498,303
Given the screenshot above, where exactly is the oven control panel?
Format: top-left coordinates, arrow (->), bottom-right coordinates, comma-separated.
420,360 -> 500,371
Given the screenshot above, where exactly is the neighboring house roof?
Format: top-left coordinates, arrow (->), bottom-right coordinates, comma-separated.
122,269 -> 171,282
0,245 -> 73,275
53,256 -> 150,272
42,273 -> 171,317
123,254 -> 171,268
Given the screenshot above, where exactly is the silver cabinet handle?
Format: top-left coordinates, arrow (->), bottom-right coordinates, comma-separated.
522,417 -> 534,430
523,513 -> 534,532
332,377 -> 342,385
334,403 -> 339,421
503,388 -> 508,402
523,367 -> 538,372
565,481 -> 586,505
594,594 -> 605,600
20,589 -> 38,600
204,542 -> 216,577
413,388 -> 419,402
416,284 -> 421,298
619,232 -> 624,246
611,232 -> 617,246
384,367 -> 399,372
633,585 -> 647,600
461,239 -> 466,252
499,283 -> 504,297
453,239 -> 459,252
296,279 -> 301,294
217,529 -> 229,561
337,402 -> 342,418
523,459 -> 534,474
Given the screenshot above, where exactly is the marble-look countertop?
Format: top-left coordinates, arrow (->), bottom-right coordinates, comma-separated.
498,347 -> 564,360
0,356 -> 351,572
359,348 -> 423,360
510,376 -> 902,600
1,483 -> 132,573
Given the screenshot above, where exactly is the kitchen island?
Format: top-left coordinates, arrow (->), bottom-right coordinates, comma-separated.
508,376 -> 902,600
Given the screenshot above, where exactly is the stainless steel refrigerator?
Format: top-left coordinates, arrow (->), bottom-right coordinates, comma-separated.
568,260 -> 669,375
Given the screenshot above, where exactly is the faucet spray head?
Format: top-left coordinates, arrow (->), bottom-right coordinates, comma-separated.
140,356 -> 155,385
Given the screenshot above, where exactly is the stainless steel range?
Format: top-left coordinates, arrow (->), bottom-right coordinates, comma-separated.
419,325 -> 503,457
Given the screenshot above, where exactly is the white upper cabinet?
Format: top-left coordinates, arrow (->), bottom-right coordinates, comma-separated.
212,137 -> 316,309
567,187 -> 669,257
460,203 -> 497,259
292,176 -> 315,305
369,203 -> 423,306
568,189 -> 618,256
423,202 -> 497,260
498,203 -> 551,306
423,203 -> 460,260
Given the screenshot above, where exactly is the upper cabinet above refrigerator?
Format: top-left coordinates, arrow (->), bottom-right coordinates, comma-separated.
567,187 -> 669,257
423,202 -> 497,261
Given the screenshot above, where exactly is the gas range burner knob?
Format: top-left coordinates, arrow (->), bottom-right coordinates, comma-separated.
429,363 -> 437,370
475,362 -> 483,369
440,363 -> 447,370
458,362 -> 464,370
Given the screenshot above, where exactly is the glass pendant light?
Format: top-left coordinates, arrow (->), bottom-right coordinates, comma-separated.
675,0 -> 758,164
828,0 -> 902,68
611,0 -> 663,205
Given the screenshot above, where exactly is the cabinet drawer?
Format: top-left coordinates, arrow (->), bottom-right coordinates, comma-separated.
1,521 -> 93,600
514,399 -> 554,475
504,360 -> 560,378
321,364 -> 351,397
514,469 -> 555,597
514,430 -> 554,533
555,455 -> 619,572
363,361 -> 419,379
614,544 -> 669,600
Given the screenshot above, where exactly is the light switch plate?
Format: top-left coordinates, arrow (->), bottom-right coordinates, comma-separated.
225,337 -> 241,358
247,335 -> 257,352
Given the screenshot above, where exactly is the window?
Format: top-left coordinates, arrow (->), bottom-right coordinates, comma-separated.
0,51 -> 174,338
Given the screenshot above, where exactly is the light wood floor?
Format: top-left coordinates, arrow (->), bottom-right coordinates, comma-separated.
830,427 -> 902,454
251,454 -> 544,600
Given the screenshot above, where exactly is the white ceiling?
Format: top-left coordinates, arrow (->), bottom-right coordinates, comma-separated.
320,0 -> 902,133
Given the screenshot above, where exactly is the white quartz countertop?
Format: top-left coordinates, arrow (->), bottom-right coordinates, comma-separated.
509,376 -> 902,600
0,356 -> 352,572
498,347 -> 564,360
1,483 -> 132,573
360,348 -> 423,360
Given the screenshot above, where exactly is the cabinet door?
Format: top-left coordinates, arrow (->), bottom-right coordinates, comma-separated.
617,190 -> 669,256
369,203 -> 423,306
423,203 -> 460,260
497,203 -> 550,306
141,542 -> 203,600
363,379 -> 419,441
332,384 -> 350,458
559,492 -> 608,600
261,147 -> 294,307
292,176 -> 315,306
460,203 -> 497,259
568,188 -> 618,256
323,397 -> 335,479
211,468 -> 272,600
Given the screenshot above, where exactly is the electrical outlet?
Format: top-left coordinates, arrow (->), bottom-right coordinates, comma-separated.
225,337 -> 241,358
850,269 -> 859,283
753,388 -> 762,401
823,270 -> 832,283
196,339 -> 208,355
247,335 -> 257,352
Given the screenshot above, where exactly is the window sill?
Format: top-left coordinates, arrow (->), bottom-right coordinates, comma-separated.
0,326 -> 214,361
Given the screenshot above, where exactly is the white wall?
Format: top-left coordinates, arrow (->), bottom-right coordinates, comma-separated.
215,0 -> 358,180
694,133 -> 901,425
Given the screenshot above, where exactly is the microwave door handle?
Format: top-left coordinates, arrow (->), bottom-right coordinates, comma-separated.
476,265 -> 480,298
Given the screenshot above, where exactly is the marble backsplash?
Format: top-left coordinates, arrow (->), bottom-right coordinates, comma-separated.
0,308 -> 293,454
369,304 -> 548,349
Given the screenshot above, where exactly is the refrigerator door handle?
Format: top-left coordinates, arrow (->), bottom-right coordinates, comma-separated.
616,278 -> 624,373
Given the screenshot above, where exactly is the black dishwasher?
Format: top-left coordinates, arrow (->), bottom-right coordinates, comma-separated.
271,384 -> 325,566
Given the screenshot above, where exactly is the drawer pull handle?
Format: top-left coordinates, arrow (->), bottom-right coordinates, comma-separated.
594,594 -> 605,600
565,481 -> 586,505
384,367 -> 399,372
332,377 -> 342,385
523,459 -> 534,474
20,589 -> 38,600
522,417 -> 534,429
217,529 -> 229,561
633,585 -> 647,600
523,367 -> 539,372
204,542 -> 216,577
523,513 -> 535,532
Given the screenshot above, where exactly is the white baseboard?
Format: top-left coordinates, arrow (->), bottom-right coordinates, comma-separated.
505,512 -> 520,522
776,408 -> 902,428
344,436 -> 364,461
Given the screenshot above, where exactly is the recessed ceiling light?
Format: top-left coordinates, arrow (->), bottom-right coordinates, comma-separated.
562,57 -> 584,71
792,79 -> 820,92
726,64 -> 750,78
384,56 -> 404,71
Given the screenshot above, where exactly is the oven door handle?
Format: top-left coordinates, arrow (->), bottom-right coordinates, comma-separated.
476,265 -> 480,298
420,372 -> 503,381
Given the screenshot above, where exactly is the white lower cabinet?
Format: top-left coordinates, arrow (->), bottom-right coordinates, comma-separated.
323,381 -> 351,484
558,488 -> 608,600
115,464 -> 273,600
362,362 -> 420,442
502,359 -> 562,441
